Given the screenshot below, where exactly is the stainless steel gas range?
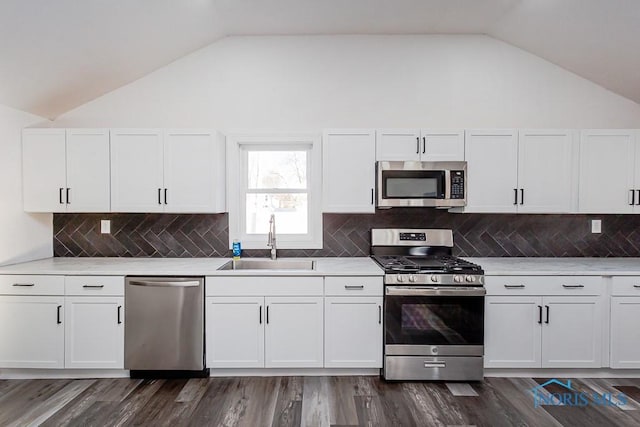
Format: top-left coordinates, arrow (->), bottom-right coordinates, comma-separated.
371,228 -> 486,381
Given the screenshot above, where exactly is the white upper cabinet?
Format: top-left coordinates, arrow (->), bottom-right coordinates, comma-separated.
111,129 -> 225,213
111,129 -> 164,213
376,129 -> 464,161
464,130 -> 519,212
578,130 -> 637,214
164,130 -> 226,213
465,129 -> 575,213
322,129 -> 376,213
23,128 -> 110,212
517,130 -> 575,213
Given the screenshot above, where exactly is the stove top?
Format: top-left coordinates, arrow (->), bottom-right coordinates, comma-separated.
372,255 -> 483,275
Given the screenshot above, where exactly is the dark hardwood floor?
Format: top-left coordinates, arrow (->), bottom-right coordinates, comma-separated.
2,376 -> 640,426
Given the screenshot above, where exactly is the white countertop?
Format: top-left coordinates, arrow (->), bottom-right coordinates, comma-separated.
467,257 -> 640,276
0,257 -> 384,276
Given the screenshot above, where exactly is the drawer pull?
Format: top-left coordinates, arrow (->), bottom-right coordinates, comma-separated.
345,285 -> 365,290
82,285 -> 105,289
12,283 -> 35,287
634,285 -> 640,288
424,362 -> 446,368
562,284 -> 584,289
504,284 -> 525,289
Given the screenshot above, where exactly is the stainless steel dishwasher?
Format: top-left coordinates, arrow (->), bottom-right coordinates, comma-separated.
125,276 -> 207,377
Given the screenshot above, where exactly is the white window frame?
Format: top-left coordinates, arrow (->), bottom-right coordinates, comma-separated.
227,133 -> 323,249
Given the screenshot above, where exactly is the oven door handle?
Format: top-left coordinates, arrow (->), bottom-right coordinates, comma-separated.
386,286 -> 486,296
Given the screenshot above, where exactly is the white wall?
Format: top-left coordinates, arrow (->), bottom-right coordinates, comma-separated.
0,105 -> 51,265
53,35 -> 640,129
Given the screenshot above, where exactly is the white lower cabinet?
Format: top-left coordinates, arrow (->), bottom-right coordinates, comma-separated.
0,296 -> 65,368
265,296 -> 324,368
206,296 -> 265,368
484,276 -> 603,369
324,296 -> 383,368
64,297 -> 124,369
611,297 -> 640,368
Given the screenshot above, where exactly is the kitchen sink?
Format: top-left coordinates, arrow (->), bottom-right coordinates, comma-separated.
218,259 -> 316,271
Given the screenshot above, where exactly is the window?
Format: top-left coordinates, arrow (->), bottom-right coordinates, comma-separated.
228,134 -> 322,249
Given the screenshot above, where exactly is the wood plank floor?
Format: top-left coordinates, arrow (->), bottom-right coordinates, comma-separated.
2,376 -> 640,426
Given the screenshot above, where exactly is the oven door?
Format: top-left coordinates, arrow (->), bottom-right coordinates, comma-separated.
384,286 -> 485,356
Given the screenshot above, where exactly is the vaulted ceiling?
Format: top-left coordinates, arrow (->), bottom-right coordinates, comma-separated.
1,0 -> 639,119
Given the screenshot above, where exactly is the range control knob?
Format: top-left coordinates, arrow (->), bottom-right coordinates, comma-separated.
430,275 -> 439,283
454,275 -> 463,283
465,275 -> 475,282
408,275 -> 416,283
397,275 -> 405,283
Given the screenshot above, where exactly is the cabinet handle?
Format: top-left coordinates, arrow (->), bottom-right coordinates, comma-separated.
345,285 -> 365,290
416,137 -> 420,154
504,284 -> 525,289
630,189 -> 635,206
66,188 -> 70,204
158,188 -> 162,205
259,305 -> 262,324
562,284 -> 584,289
371,188 -> 374,205
59,188 -> 64,204
57,305 -> 62,324
633,285 -> 640,288
537,305 -> 542,324
520,189 -> 524,205
266,306 -> 269,324
164,188 -> 168,205
636,190 -> 640,206
12,283 -> 35,287
117,306 -> 122,324
378,305 -> 382,324
545,305 -> 550,324
422,136 -> 426,154
82,284 -> 104,289
513,189 -> 518,205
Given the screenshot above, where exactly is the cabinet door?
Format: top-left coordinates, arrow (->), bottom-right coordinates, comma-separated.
610,297 -> 640,368
164,130 -> 225,213
110,129 -> 164,212
376,129 -> 421,161
517,130 -> 574,213
541,296 -> 602,368
578,130 -> 635,213
484,296 -> 542,368
421,130 -> 464,161
324,296 -> 382,368
464,130 -> 518,212
265,296 -> 323,368
206,297 -> 264,368
0,296 -> 64,368
322,130 -> 375,213
66,129 -> 111,212
65,297 -> 124,369
22,129 -> 67,212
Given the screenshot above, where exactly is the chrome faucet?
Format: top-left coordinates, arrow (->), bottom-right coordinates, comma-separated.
267,214 -> 277,260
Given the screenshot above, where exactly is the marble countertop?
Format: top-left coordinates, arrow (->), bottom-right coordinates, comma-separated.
0,257 -> 384,277
467,257 -> 640,276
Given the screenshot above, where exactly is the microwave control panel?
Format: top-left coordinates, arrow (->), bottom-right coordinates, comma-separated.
450,171 -> 465,199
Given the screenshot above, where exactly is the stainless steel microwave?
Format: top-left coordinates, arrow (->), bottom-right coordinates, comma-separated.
376,161 -> 467,208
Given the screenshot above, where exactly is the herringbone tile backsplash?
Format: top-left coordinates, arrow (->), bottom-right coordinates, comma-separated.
54,210 -> 640,258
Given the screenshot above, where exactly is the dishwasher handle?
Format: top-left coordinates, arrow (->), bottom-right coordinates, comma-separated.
127,279 -> 201,288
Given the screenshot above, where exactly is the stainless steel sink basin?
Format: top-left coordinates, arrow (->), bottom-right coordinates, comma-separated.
218,259 -> 316,271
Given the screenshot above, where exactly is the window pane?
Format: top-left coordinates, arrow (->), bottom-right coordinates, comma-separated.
247,151 -> 307,189
246,193 -> 308,234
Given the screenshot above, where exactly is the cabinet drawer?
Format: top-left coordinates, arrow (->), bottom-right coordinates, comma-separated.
0,275 -> 64,295
485,276 -> 602,296
206,276 -> 324,296
65,276 -> 125,296
324,276 -> 383,296
612,276 -> 640,296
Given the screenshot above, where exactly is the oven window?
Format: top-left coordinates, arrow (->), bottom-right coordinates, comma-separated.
385,296 -> 484,346
382,171 -> 445,199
